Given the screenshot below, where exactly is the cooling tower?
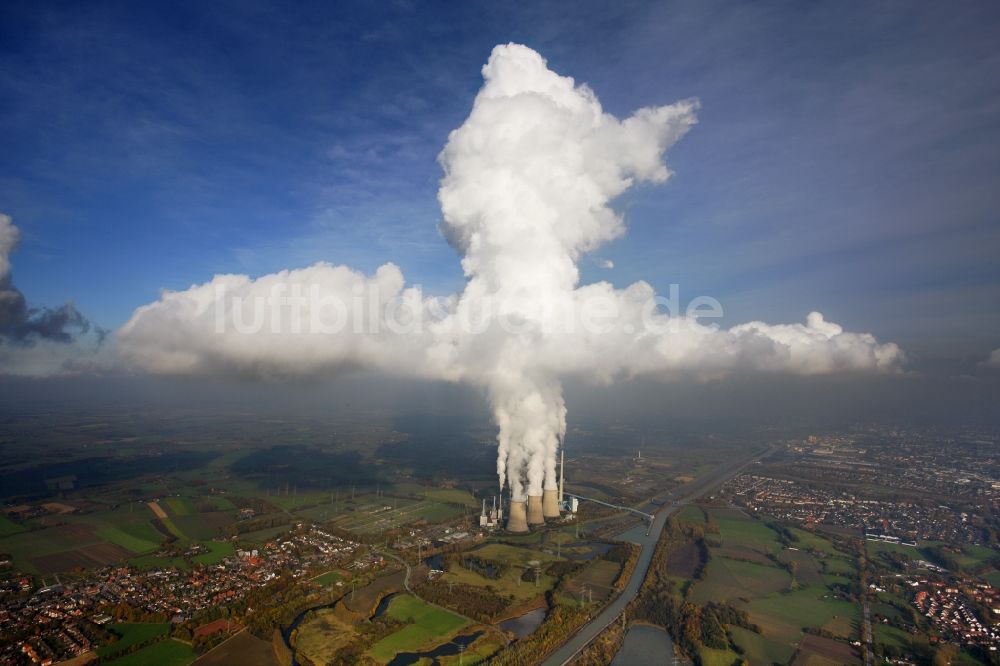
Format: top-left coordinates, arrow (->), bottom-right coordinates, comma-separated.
542,488 -> 560,518
507,499 -> 529,533
527,493 -> 545,525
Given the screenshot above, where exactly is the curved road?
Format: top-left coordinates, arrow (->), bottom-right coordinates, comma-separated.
542,446 -> 773,666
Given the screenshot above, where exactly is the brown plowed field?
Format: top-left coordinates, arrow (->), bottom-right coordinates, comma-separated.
31,543 -> 132,573
667,542 -> 703,577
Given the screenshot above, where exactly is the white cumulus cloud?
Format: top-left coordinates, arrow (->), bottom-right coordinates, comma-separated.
117,44 -> 904,501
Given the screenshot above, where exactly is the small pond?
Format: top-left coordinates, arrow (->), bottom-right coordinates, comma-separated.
372,592 -> 397,618
386,630 -> 484,666
498,607 -> 546,640
611,625 -> 678,666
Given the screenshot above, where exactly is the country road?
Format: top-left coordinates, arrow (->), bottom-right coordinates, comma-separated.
862,597 -> 873,666
541,446 -> 774,666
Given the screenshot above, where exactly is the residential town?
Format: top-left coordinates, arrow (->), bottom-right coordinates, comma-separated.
725,473 -> 991,545
0,524 -> 363,666
717,428 -> 1000,660
913,582 -> 1000,651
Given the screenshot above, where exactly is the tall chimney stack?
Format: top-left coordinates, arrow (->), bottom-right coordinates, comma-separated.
507,498 -> 528,532
527,493 -> 544,525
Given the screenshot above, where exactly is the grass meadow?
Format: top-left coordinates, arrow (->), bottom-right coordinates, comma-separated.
682,505 -> 863,663
97,623 -> 170,658
104,638 -> 195,666
0,515 -> 26,537
368,594 -> 467,663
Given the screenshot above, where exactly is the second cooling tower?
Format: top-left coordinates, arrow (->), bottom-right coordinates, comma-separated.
507,499 -> 529,532
527,493 -> 545,525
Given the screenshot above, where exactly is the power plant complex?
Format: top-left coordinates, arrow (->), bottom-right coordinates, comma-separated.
481,449 -> 578,533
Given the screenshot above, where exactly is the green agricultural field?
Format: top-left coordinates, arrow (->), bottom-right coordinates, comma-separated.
494,531 -> 543,546
105,638 -> 195,666
822,613 -> 855,638
955,544 -> 999,570
874,590 -> 913,611
386,594 -> 467,632
871,601 -> 905,622
788,527 -> 843,556
688,556 -> 791,605
455,637 -> 503,665
821,556 -> 857,576
204,495 -> 236,511
411,503 -> 464,523
238,524 -> 291,544
96,526 -> 159,554
192,541 -> 234,565
474,543 -> 562,565
0,502 -> 191,572
0,526 -> 100,572
0,515 -> 25,537
158,515 -> 188,541
728,625 -> 795,665
548,531 -> 575,545
954,651 -> 992,666
164,496 -> 196,516
688,557 -> 788,604
744,584 -> 859,645
676,505 -> 706,526
313,570 -> 342,586
822,574 -> 853,588
874,624 -> 921,652
119,519 -> 167,542
780,549 -> 823,585
418,488 -> 478,508
707,508 -> 783,555
987,570 -> 1000,588
172,512 -> 232,541
76,506 -> 165,546
697,646 -> 741,666
261,490 -> 332,512
369,594 -> 467,663
865,539 -> 922,560
129,552 -> 191,570
97,623 -> 170,658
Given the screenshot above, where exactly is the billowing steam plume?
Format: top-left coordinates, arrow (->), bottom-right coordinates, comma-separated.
118,45 -> 904,499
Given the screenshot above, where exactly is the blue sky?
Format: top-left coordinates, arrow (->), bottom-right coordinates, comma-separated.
2,0 -> 998,368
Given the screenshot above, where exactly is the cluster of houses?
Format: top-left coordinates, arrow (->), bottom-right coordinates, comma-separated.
725,473 -> 990,545
0,524 -> 361,666
913,581 -> 1000,652
1,584 -> 94,665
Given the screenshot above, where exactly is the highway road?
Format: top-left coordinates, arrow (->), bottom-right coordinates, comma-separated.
541,446 -> 773,666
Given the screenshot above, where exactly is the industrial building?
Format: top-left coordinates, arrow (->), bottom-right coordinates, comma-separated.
499,448 -> 576,533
